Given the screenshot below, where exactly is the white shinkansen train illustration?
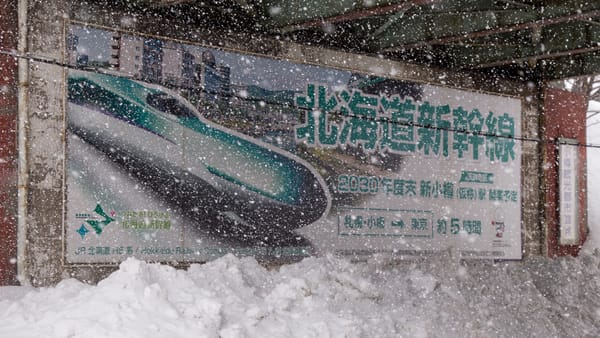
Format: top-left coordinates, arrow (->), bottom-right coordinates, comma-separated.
67,69 -> 330,233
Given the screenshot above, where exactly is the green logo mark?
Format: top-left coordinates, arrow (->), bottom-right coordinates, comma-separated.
85,204 -> 115,234
76,204 -> 115,239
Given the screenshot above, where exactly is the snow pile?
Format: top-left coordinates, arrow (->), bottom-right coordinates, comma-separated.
0,253 -> 600,337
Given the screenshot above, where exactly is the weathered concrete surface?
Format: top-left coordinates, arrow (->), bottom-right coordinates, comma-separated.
20,0 -> 546,285
23,0 -> 68,286
521,86 -> 544,257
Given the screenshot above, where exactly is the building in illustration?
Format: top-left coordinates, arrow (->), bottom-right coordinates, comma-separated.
142,38 -> 163,83
67,33 -> 78,65
101,33 -> 234,100
76,54 -> 89,68
181,51 -> 195,89
195,50 -> 231,100
217,64 -> 231,95
110,33 -> 164,83
109,33 -> 120,69
161,41 -> 183,87
113,33 -> 144,78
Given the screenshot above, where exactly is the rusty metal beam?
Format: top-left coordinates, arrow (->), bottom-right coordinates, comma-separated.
473,45 -> 600,69
149,0 -> 192,7
279,0 -> 440,33
383,8 -> 600,52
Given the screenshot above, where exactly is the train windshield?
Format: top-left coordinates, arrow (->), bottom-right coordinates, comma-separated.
146,92 -> 196,119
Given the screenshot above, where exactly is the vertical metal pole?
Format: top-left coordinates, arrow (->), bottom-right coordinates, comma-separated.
16,0 -> 29,285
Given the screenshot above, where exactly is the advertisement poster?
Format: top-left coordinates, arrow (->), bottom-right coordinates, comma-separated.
64,25 -> 522,263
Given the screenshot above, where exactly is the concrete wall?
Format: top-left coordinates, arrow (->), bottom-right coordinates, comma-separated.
17,0 -> 548,286
19,0 -> 116,285
22,0 -> 68,285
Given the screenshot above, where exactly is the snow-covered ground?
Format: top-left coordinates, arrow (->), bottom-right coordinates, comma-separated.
0,252 -> 599,338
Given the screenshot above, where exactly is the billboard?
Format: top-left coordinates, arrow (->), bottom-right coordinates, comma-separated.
64,25 -> 522,263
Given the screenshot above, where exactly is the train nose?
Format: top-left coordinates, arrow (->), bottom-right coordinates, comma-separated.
203,148 -> 328,207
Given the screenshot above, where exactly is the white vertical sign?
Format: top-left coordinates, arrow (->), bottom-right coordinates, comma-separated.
559,139 -> 579,245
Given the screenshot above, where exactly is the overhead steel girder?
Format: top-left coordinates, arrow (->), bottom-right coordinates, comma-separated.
378,5 -> 600,51
373,9 -> 539,50
539,51 -> 600,80
440,20 -> 600,68
261,0 -> 435,31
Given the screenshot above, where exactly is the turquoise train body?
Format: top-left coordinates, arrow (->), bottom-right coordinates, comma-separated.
67,69 -> 330,232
